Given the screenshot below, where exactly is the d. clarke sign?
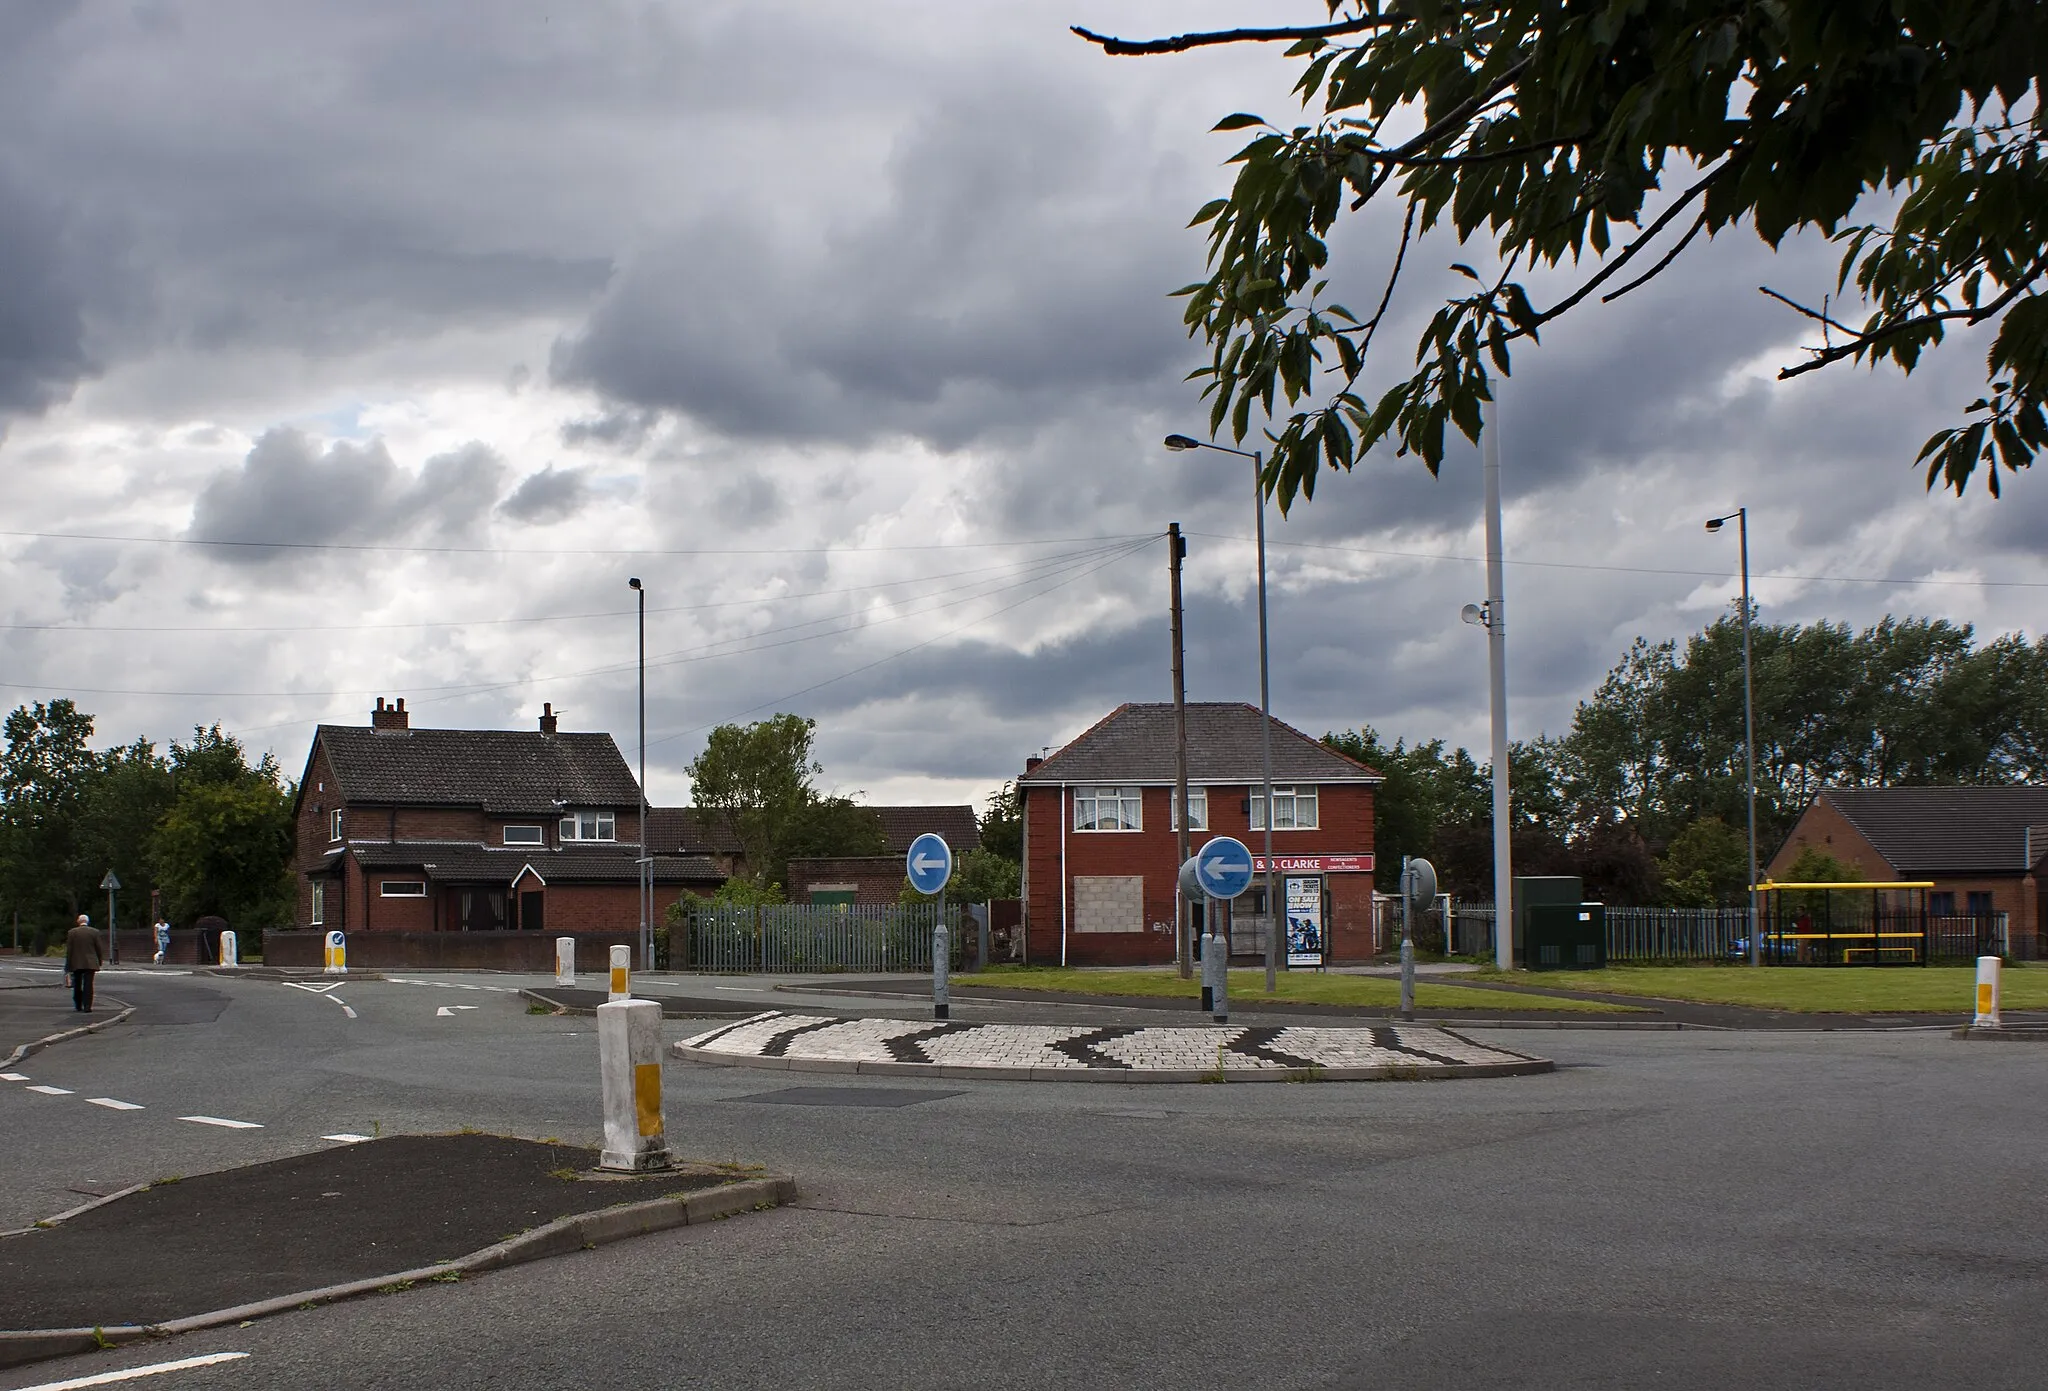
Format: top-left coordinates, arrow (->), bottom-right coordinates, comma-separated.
1253,854 -> 1374,874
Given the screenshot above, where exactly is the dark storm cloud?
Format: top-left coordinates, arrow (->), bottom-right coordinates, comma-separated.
551,74 -> 1202,450
0,175 -> 95,423
188,428 -> 504,560
498,465 -> 592,524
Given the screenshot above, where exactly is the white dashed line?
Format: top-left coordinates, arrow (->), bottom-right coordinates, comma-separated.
1,1071 -> 29,1081
178,1115 -> 263,1130
26,1084 -> 74,1095
322,1133 -> 374,1143
13,1350 -> 251,1388
342,1005 -> 358,1018
87,1097 -> 144,1111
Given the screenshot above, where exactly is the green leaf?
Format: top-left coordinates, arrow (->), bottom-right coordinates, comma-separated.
1212,113 -> 1268,132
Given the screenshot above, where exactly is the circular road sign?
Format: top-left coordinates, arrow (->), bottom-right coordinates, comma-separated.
905,833 -> 954,896
1192,836 -> 1256,900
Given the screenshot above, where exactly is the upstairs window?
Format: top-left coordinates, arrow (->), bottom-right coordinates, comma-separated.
1169,788 -> 1208,831
330,809 -> 344,842
1074,787 -> 1142,832
1249,785 -> 1319,830
503,825 -> 544,846
559,810 -> 617,842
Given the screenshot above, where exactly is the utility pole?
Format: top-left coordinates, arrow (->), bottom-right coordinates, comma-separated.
1169,522 -> 1191,979
629,577 -> 650,972
1483,399 -> 1514,971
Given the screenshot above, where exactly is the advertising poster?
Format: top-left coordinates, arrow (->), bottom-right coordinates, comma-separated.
1285,875 -> 1324,969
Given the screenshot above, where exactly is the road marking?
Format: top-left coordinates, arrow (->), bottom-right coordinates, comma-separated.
342,1005 -> 358,1018
322,1133 -> 374,1143
14,1350 -> 251,1389
27,1084 -> 74,1095
1,1071 -> 29,1081
284,982 -> 341,994
435,1005 -> 481,1017
178,1115 -> 263,1130
88,1097 -> 144,1110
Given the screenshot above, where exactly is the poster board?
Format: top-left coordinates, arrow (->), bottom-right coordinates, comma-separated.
1285,875 -> 1325,968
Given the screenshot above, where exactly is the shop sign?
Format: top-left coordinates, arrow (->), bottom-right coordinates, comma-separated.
1252,853 -> 1374,874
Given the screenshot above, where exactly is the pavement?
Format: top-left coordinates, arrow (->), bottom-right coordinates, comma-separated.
3,959 -> 2045,1389
0,980 -> 126,1064
0,1134 -> 735,1332
679,1011 -> 1553,1080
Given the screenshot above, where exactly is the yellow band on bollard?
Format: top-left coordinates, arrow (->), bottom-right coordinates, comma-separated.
610,966 -> 627,995
1978,983 -> 1993,1014
633,1062 -> 662,1136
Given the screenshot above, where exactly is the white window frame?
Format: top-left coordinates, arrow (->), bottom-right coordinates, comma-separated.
310,881 -> 325,926
1168,787 -> 1208,831
329,809 -> 344,842
558,809 -> 617,842
380,880 -> 427,898
502,824 -> 544,846
1073,786 -> 1143,832
1249,785 -> 1319,831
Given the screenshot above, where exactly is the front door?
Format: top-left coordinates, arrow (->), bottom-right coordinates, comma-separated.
518,890 -> 544,933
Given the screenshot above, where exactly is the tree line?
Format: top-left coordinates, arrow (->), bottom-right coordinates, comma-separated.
0,700 -> 295,952
1328,614 -> 2048,907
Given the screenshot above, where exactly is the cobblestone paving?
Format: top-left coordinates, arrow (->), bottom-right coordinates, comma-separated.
677,1012 -> 1550,1080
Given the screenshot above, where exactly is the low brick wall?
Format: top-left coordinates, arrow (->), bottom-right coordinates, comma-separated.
110,927 -> 235,965
263,929 -> 642,972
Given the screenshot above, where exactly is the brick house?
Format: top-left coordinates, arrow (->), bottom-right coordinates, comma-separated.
293,699 -> 722,949
787,805 -> 982,906
1769,786 -> 2048,957
1016,703 -> 1379,966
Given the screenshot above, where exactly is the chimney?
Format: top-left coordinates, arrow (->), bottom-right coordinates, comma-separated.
539,702 -> 558,737
371,696 -> 410,731
1025,756 -> 1044,771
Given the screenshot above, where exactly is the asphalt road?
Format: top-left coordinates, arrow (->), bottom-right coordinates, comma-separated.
3,963 -> 2043,1389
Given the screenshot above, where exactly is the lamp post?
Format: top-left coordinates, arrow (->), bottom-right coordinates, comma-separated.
1705,509 -> 1759,966
628,577 -> 650,972
1459,399 -> 1513,970
1164,433 -> 1280,993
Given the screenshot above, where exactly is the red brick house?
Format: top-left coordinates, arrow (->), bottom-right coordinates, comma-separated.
1017,703 -> 1379,966
787,805 -> 982,906
1769,786 -> 2048,957
292,699 -> 722,951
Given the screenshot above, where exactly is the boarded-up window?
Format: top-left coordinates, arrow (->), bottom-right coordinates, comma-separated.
1073,875 -> 1144,933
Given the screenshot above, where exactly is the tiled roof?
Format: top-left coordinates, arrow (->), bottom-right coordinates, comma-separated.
1017,703 -> 1380,786
875,805 -> 980,855
315,725 -> 642,814
645,807 -> 745,856
1819,786 -> 2048,875
344,841 -> 723,884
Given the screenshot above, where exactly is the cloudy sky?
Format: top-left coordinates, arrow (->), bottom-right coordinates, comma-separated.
3,1 -> 2042,813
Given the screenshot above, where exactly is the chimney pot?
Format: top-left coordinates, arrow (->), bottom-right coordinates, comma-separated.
539,702 -> 559,736
1025,756 -> 1044,771
371,696 -> 411,731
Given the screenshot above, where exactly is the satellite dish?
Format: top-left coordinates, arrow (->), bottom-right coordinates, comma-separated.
1460,603 -> 1486,627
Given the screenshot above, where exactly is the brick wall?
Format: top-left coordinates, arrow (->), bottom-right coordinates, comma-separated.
1767,799 -> 1894,879
787,857 -> 905,906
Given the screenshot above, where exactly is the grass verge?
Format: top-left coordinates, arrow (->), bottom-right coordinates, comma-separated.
953,966 -> 1641,1013
1468,963 -> 2047,1014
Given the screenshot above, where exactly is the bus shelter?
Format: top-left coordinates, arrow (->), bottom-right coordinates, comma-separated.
1755,880 -> 1934,966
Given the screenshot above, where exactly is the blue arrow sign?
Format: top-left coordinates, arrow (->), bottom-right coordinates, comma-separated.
1194,836 -> 1255,900
905,832 -> 954,896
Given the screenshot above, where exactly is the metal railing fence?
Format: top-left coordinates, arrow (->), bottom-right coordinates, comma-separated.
682,901 -> 962,973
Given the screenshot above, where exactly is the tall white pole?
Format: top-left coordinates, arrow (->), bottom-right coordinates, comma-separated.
1254,451 -> 1279,994
634,579 -> 650,972
1739,509 -> 1759,966
1483,398 -> 1514,971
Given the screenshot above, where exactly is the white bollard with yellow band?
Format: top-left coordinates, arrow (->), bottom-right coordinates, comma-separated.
219,930 -> 238,968
608,942 -> 631,1002
597,997 -> 671,1171
1974,954 -> 2002,1028
323,930 -> 347,975
556,936 -> 576,987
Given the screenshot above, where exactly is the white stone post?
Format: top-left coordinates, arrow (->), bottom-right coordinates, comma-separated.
1974,954 -> 2002,1028
1208,917 -> 1228,1024
323,929 -> 347,975
219,930 -> 238,968
556,936 -> 576,987
932,913 -> 950,1021
597,998 -> 671,1172
608,943 -> 631,1001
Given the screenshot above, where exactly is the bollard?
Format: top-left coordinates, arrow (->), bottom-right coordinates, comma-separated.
597,998 -> 671,1172
1199,929 -> 1214,1013
933,917 -> 951,1021
1210,927 -> 1229,1024
323,929 -> 347,975
556,936 -> 576,987
1974,954 -> 2002,1028
1399,937 -> 1416,1019
219,930 -> 238,968
608,943 -> 631,1002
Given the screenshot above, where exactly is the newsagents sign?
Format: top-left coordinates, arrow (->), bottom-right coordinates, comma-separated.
1253,853 -> 1374,874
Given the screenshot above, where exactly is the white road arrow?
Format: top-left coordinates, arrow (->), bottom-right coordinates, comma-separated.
435,1005 -> 481,1017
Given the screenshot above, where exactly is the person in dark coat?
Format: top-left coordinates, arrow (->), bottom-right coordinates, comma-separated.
66,914 -> 106,1012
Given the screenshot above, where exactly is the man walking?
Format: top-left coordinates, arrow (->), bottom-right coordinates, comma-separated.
66,913 -> 106,1013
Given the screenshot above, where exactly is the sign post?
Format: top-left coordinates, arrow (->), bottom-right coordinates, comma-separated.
906,833 -> 955,1019
100,870 -> 121,966
1400,857 -> 1438,1021
1181,838 -> 1255,1024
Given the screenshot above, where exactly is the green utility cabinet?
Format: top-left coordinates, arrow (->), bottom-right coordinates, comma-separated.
1525,902 -> 1607,970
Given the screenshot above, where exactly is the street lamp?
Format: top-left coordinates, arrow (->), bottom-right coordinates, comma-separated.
1164,432 -> 1280,993
628,577 -> 650,972
1706,509 -> 1759,967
